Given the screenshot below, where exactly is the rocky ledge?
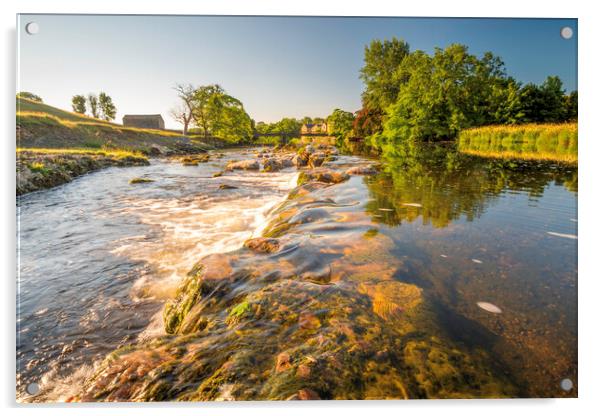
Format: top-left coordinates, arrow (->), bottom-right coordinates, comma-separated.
17,150 -> 149,196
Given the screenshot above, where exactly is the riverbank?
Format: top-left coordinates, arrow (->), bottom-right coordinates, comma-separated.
16,148 -> 150,195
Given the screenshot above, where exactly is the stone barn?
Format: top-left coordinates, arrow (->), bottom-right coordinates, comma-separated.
122,114 -> 165,130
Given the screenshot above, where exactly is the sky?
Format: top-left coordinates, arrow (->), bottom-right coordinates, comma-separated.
18,15 -> 577,129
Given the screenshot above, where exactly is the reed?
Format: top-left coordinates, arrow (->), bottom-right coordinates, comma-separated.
458,123 -> 577,164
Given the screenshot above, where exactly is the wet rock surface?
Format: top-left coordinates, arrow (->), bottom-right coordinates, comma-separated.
76,148 -> 520,401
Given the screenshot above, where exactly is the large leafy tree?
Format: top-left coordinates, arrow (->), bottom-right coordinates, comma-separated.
382,45 -> 520,143
359,37 -> 410,114
98,92 -> 116,121
71,95 -> 87,114
190,84 -> 252,142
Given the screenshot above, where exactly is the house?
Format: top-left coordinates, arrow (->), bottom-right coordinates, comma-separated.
300,122 -> 328,135
122,114 -> 165,130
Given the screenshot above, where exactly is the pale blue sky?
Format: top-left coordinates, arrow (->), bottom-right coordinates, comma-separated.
18,15 -> 577,129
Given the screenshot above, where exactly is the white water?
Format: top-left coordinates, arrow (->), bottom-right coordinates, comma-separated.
17,151 -> 297,401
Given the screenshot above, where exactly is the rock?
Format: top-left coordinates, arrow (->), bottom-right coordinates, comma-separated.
212,171 -> 224,178
346,165 -> 378,175
292,153 -> 308,168
225,159 -> 260,171
219,184 -> 238,190
297,389 -> 321,400
262,158 -> 283,172
296,364 -> 311,378
129,177 -> 154,184
244,237 -> 280,253
276,352 -> 291,373
308,152 -> 326,168
304,145 -> 316,155
297,169 -> 350,185
148,146 -> 163,156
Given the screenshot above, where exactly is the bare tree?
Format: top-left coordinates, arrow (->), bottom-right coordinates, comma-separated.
172,83 -> 196,135
169,103 -> 194,135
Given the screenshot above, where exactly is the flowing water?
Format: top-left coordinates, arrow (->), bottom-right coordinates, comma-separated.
16,149 -> 298,401
16,145 -> 578,401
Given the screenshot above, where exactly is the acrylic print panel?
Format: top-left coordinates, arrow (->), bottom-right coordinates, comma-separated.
16,14 -> 578,402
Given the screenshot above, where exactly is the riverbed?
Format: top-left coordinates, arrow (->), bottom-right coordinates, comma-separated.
16,145 -> 578,400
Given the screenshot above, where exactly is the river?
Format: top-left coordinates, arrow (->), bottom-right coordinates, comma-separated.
16,145 -> 578,400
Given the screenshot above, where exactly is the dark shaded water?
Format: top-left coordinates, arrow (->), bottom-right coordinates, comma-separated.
16,145 -> 577,400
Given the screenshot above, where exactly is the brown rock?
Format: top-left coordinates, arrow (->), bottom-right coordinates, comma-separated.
244,237 -> 280,253
276,352 -> 291,372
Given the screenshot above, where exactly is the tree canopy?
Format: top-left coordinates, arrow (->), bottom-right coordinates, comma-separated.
355,39 -> 577,148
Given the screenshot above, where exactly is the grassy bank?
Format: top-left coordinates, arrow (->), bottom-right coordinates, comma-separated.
458,123 -> 577,164
17,148 -> 149,195
17,97 -> 212,155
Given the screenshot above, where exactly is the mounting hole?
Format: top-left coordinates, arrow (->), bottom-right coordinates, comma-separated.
560,378 -> 573,391
26,382 -> 40,395
560,26 -> 573,40
25,22 -> 39,35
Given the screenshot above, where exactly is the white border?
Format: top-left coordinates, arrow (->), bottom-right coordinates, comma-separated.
2,1 -> 601,415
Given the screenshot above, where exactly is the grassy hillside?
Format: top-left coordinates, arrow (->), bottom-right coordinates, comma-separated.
16,97 -> 211,155
458,123 -> 577,164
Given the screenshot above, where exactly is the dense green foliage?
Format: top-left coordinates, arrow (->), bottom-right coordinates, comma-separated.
71,95 -> 87,114
17,92 -> 43,102
326,109 -> 354,138
98,92 -> 117,121
352,38 -> 577,150
189,84 -> 253,143
255,118 -> 302,137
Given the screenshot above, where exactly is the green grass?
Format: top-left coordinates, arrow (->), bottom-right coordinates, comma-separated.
458,123 -> 577,164
16,97 -> 212,153
17,147 -> 146,160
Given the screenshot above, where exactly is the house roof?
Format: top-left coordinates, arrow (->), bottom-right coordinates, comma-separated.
123,114 -> 164,120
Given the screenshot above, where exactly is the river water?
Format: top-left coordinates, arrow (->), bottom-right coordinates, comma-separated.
16,145 -> 578,400
16,149 -> 298,401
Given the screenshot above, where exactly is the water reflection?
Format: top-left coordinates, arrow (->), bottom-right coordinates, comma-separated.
364,143 -> 577,228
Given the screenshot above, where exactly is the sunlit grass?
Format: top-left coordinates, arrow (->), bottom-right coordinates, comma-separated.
458,123 -> 577,164
17,147 -> 147,160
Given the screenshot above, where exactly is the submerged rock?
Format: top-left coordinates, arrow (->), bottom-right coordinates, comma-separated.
346,165 -> 378,175
129,177 -> 154,184
297,169 -> 350,185
219,184 -> 238,190
226,159 -> 260,171
244,237 -> 280,253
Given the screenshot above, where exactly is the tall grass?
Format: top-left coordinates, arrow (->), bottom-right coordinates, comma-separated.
458,123 -> 577,164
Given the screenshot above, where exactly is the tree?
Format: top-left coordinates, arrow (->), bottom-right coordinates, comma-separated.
326,109 -> 354,138
172,84 -> 196,135
71,95 -> 87,114
564,91 -> 578,121
190,84 -> 253,142
301,116 -> 313,125
98,92 -> 116,121
17,92 -> 43,102
87,94 -> 99,118
360,37 -> 410,114
352,106 -> 383,137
